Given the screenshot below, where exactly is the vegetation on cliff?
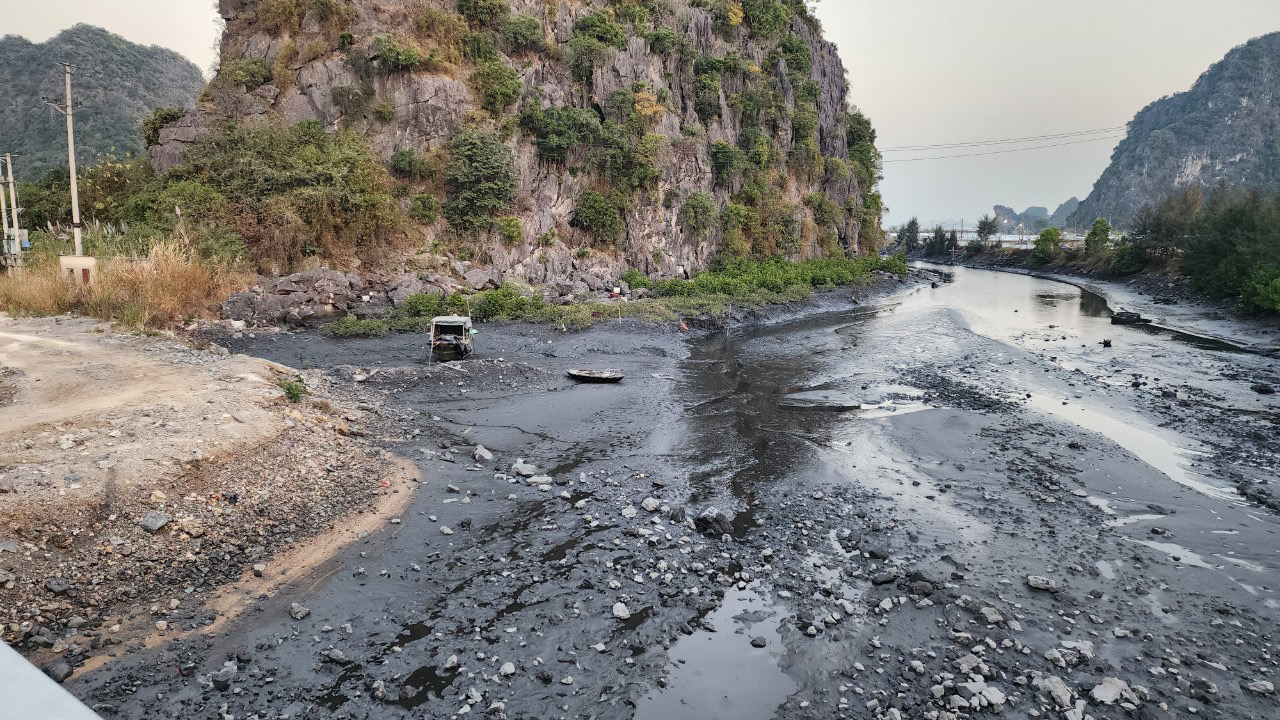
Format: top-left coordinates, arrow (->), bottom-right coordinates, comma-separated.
140,0 -> 886,280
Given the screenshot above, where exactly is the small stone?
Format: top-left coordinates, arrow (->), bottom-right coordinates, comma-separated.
751,637 -> 767,648
474,445 -> 494,462
45,578 -> 70,595
253,563 -> 266,577
440,526 -> 455,535
150,490 -> 167,503
1044,676 -> 1074,708
45,662 -> 73,683
613,602 -> 631,620
641,498 -> 661,513
1026,575 -> 1057,591
1090,677 -> 1136,705
560,676 -> 574,685
499,662 -> 516,677
139,511 -> 171,533
511,460 -> 537,477
1245,680 -> 1275,695
155,620 -> 168,631
980,607 -> 1004,624
289,603 -> 311,620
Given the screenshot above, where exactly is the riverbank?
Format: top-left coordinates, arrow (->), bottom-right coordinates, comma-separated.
0,314 -> 415,683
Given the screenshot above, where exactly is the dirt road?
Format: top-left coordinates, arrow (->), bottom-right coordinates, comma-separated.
0,314 -> 413,683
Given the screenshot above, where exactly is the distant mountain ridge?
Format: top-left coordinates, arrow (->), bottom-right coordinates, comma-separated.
0,24 -> 204,175
1070,32 -> 1280,228
993,198 -> 1078,232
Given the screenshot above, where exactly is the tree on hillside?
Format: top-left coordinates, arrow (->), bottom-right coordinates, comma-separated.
1084,217 -> 1112,254
946,230 -> 959,252
976,214 -> 999,244
897,217 -> 920,251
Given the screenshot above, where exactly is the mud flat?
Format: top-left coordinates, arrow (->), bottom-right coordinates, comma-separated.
14,264 -> 1280,720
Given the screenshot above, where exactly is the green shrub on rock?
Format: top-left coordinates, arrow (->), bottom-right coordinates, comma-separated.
573,191 -> 626,245
444,130 -> 517,233
457,0 -> 508,26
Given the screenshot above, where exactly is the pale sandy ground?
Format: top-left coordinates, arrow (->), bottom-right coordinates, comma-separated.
0,313 -> 416,681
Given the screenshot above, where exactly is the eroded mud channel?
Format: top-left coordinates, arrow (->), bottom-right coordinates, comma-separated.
74,266 -> 1279,719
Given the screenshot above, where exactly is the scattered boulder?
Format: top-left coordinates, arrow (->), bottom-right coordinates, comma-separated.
694,507 -> 734,537
511,460 -> 537,478
1245,680 -> 1275,695
289,603 -> 311,620
612,602 -> 631,620
474,445 -> 494,463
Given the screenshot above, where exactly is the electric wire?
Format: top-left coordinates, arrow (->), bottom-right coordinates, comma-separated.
881,135 -> 1125,163
881,126 -> 1126,152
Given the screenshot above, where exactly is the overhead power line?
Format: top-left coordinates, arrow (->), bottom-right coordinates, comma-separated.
881,134 -> 1125,163
881,126 -> 1126,152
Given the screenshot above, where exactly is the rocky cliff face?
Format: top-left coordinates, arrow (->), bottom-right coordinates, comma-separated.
1070,32 -> 1280,229
154,0 -> 880,286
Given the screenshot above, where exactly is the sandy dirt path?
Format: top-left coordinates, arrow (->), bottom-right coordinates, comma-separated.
0,314 -> 416,683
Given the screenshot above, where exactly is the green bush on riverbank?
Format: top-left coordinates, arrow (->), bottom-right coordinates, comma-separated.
324,253 -> 906,334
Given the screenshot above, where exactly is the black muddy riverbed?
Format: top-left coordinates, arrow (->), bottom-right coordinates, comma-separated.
74,265 -> 1279,719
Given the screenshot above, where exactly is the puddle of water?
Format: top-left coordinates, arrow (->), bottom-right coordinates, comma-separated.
1024,395 -> 1239,504
858,400 -> 931,418
1104,513 -> 1165,528
1215,555 -> 1267,572
1130,539 -> 1215,569
633,588 -> 795,720
1086,496 -> 1116,515
1144,587 -> 1179,624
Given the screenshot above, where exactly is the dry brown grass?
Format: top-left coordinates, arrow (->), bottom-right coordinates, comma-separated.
0,242 -> 250,329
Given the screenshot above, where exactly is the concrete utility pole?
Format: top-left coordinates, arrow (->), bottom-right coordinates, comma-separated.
3,154 -> 18,240
44,63 -> 83,256
0,159 -> 9,250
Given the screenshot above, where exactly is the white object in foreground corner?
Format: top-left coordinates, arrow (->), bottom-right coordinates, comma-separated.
0,641 -> 102,719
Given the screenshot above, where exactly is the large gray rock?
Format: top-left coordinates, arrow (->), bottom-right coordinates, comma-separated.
465,268 -> 501,291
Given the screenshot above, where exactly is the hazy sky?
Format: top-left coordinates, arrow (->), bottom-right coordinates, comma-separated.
815,0 -> 1280,225
6,1 -> 1280,225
